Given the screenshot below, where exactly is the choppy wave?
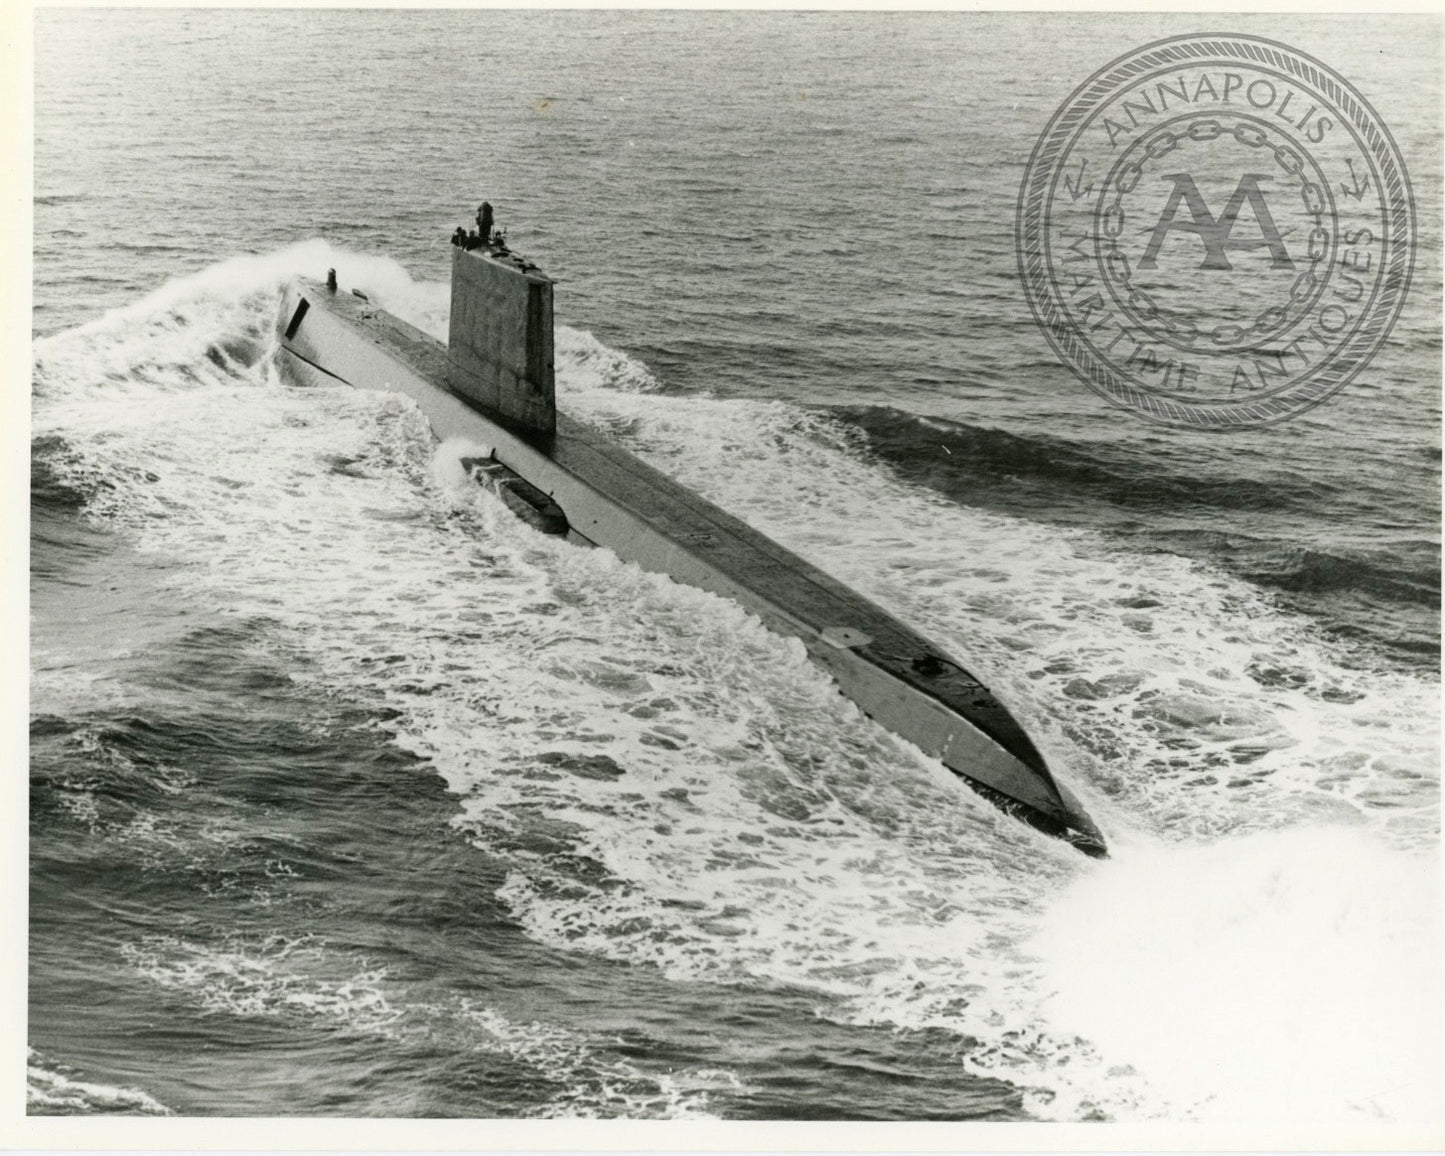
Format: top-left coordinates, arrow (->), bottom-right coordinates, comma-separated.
454,1005 -> 741,1118
122,934 -> 402,1029
842,405 -> 1332,513
28,1050 -> 172,1116
831,405 -> 1441,665
29,244 -> 1442,1122
115,932 -> 736,1118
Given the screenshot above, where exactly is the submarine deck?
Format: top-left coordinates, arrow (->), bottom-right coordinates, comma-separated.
279,280 -> 1094,844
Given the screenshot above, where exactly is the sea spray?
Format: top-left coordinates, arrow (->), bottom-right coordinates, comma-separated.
1029,827 -> 1443,1123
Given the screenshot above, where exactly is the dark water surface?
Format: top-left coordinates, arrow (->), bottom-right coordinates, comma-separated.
30,10 -> 1441,1123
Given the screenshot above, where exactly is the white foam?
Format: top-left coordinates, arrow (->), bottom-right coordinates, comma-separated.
27,1050 -> 173,1116
37,239 -> 436,348
458,1004 -> 740,1119
122,934 -> 401,1031
119,934 -> 736,1117
431,436 -> 496,495
555,326 -> 666,395
1029,828 -> 1444,1124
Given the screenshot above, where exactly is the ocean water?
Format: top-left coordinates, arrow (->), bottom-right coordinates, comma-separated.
29,9 -> 1442,1124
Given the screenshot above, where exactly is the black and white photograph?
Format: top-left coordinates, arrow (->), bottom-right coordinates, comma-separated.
18,2 -> 1444,1140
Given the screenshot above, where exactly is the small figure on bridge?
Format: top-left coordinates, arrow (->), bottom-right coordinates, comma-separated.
451,227 -> 467,248
326,268 -> 337,293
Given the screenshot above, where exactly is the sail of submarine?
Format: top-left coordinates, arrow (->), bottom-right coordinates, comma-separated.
275,224 -> 1107,858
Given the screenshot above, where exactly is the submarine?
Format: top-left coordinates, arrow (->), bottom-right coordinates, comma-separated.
274,212 -> 1107,858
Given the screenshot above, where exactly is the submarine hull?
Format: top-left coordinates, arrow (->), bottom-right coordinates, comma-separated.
276,278 -> 1106,857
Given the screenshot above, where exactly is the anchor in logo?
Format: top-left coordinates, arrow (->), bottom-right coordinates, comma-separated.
1064,157 -> 1093,201
1341,158 -> 1370,201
